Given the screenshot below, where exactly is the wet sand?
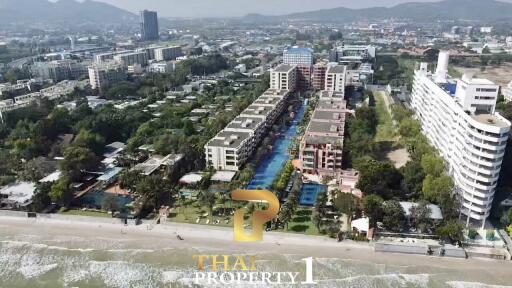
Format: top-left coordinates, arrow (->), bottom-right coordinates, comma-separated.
1,215 -> 512,285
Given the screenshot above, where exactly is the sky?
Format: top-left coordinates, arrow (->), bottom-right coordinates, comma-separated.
93,0 -> 447,18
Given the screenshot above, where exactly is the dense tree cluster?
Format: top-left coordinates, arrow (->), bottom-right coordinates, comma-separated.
343,103 -> 461,237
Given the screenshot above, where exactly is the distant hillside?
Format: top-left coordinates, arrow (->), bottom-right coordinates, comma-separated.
0,0 -> 138,26
259,0 -> 512,23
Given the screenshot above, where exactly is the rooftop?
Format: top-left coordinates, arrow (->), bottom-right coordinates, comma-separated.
208,130 -> 251,149
132,154 -> 183,176
307,121 -> 345,135
39,171 -> 61,183
179,172 -> 204,185
327,65 -> 346,74
103,142 -> 126,159
0,182 -> 36,205
211,171 -> 237,182
253,96 -> 282,106
241,104 -> 274,118
471,113 -> 510,128
319,91 -> 345,99
305,135 -> 344,146
317,98 -> 347,110
262,89 -> 290,98
273,64 -> 296,73
226,116 -> 264,131
284,47 -> 313,55
312,110 -> 345,122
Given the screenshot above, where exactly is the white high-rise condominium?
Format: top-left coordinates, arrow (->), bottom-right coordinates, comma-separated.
411,52 -> 511,228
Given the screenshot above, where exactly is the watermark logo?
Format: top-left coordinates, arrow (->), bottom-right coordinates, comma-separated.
192,255 -> 317,285
231,189 -> 279,242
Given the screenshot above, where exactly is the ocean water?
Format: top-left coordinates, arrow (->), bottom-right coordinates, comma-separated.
0,235 -> 511,288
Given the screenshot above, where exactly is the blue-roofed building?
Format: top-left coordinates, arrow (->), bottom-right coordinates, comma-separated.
283,47 -> 314,66
283,47 -> 314,91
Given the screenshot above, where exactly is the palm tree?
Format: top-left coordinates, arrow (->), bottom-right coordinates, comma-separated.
198,190 -> 217,222
279,202 -> 294,229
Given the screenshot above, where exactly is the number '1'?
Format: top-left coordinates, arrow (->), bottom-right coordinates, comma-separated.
301,257 -> 316,284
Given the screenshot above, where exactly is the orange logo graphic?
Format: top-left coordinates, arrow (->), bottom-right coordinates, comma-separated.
231,189 -> 280,242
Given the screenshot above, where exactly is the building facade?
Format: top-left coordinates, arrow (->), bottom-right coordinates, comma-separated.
283,47 -> 314,66
331,44 -> 376,63
31,60 -> 88,82
299,91 -> 347,178
154,46 -> 182,61
270,64 -> 297,92
325,64 -> 347,96
205,89 -> 291,171
113,51 -> 149,67
88,62 -> 127,94
312,63 -> 327,91
411,53 -> 511,228
140,10 -> 159,41
283,47 -> 313,91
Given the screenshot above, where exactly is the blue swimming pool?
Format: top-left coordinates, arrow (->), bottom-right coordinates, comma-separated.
80,190 -> 133,209
299,183 -> 327,206
246,99 -> 308,190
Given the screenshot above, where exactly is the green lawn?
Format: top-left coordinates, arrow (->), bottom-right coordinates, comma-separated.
59,209 -> 111,218
374,91 -> 396,142
282,208 -> 322,236
168,201 -> 238,227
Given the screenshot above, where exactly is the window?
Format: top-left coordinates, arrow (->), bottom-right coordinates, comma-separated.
474,96 -> 495,100
476,88 -> 497,92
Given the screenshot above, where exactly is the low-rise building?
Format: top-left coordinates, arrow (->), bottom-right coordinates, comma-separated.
148,61 -> 175,73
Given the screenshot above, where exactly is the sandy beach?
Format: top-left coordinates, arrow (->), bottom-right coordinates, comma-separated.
2,215 -> 512,285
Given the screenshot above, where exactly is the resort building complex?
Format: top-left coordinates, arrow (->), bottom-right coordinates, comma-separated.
205,64 -> 297,171
300,91 -> 348,178
411,52 -> 511,228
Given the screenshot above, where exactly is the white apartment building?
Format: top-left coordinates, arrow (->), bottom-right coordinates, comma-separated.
113,51 -> 148,67
205,89 -> 290,171
325,64 -> 346,96
154,46 -> 182,61
411,52 -> 511,228
332,44 -> 376,62
270,64 -> 297,91
94,51 -> 127,63
148,61 -> 175,74
88,62 -> 127,94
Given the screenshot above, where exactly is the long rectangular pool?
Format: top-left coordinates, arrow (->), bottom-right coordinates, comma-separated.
246,99 -> 307,190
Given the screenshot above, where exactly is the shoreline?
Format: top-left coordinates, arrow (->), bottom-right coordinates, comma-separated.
1,215 -> 512,282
